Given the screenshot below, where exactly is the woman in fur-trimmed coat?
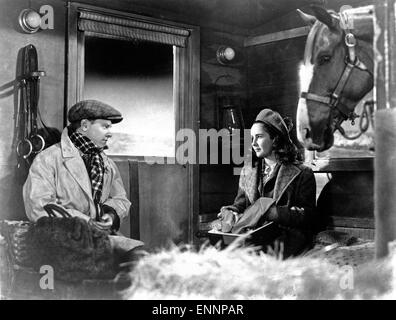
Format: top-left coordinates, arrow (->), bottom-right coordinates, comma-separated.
217,108 -> 317,258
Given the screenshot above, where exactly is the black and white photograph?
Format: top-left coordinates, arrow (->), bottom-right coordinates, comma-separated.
0,0 -> 395,304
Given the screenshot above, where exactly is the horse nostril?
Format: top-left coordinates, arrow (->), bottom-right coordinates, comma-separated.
304,128 -> 311,139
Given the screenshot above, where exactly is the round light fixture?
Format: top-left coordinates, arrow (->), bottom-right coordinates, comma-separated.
19,9 -> 41,33
216,46 -> 236,65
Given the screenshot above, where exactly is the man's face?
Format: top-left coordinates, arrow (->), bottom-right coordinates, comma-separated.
83,119 -> 113,148
251,123 -> 274,158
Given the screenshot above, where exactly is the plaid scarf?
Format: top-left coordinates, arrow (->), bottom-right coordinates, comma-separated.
68,128 -> 106,218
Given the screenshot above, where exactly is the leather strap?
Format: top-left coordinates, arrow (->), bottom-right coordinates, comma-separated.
16,44 -> 46,171
300,15 -> 372,137
25,45 -> 45,154
43,204 -> 72,218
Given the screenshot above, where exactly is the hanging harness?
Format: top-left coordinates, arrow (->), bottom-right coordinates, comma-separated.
16,44 -> 46,169
300,10 -> 374,140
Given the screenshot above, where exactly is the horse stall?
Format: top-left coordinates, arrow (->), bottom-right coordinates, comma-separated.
0,0 -> 396,300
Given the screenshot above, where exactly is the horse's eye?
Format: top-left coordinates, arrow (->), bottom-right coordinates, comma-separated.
318,55 -> 331,65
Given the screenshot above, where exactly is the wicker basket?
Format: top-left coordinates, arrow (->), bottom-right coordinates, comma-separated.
0,220 -> 36,299
0,220 -> 121,299
0,220 -> 33,268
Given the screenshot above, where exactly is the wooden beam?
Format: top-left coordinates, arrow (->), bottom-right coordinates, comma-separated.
306,158 -> 374,172
375,0 -> 396,259
129,160 -> 140,240
244,26 -> 310,47
329,216 -> 375,229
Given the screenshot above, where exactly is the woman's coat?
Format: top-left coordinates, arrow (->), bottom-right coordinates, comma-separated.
231,161 -> 317,231
224,160 -> 317,256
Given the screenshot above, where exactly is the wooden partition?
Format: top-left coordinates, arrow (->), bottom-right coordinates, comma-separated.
112,159 -> 196,249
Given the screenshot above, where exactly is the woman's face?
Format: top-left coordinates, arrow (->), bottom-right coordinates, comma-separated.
251,123 -> 274,158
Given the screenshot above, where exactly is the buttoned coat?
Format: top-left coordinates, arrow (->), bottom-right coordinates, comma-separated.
224,160 -> 317,256
23,128 -> 131,223
230,161 -> 317,231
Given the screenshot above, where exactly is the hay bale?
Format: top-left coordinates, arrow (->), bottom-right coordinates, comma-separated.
121,242 -> 396,300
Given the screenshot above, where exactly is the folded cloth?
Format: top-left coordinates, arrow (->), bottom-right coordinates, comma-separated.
109,236 -> 145,271
231,197 -> 275,234
109,235 -> 144,256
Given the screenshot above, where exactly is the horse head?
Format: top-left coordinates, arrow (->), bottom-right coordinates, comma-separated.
296,5 -> 374,152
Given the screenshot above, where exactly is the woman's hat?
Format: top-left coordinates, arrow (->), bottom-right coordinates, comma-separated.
254,108 -> 292,142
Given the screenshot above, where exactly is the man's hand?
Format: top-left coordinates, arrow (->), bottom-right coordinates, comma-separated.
95,213 -> 113,230
101,205 -> 120,231
88,214 -> 113,232
98,213 -> 113,228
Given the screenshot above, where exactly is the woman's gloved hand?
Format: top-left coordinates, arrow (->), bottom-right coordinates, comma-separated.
217,207 -> 239,233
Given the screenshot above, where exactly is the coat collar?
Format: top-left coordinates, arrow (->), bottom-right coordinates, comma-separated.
60,127 -> 111,200
273,164 -> 301,201
60,127 -> 111,167
241,161 -> 301,204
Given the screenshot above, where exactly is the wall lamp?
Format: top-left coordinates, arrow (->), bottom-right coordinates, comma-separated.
19,9 -> 42,33
18,6 -> 54,33
216,46 -> 236,65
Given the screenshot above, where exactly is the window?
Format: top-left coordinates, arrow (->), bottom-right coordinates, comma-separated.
84,37 -> 175,156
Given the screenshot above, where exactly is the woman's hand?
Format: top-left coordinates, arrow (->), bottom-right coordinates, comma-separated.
217,207 -> 238,233
217,207 -> 238,219
290,206 -> 305,215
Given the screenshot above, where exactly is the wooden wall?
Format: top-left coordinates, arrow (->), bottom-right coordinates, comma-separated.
199,28 -> 247,219
246,37 -> 305,142
0,0 -> 65,221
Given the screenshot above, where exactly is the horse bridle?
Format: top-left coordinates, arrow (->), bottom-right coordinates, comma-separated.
16,44 -> 46,166
300,12 -> 373,139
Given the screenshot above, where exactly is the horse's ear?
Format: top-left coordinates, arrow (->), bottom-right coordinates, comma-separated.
296,9 -> 316,26
310,5 -> 338,30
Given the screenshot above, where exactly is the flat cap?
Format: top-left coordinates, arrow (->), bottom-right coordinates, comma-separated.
68,100 -> 123,124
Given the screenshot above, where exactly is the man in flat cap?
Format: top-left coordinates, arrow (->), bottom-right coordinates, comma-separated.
23,100 -> 144,266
